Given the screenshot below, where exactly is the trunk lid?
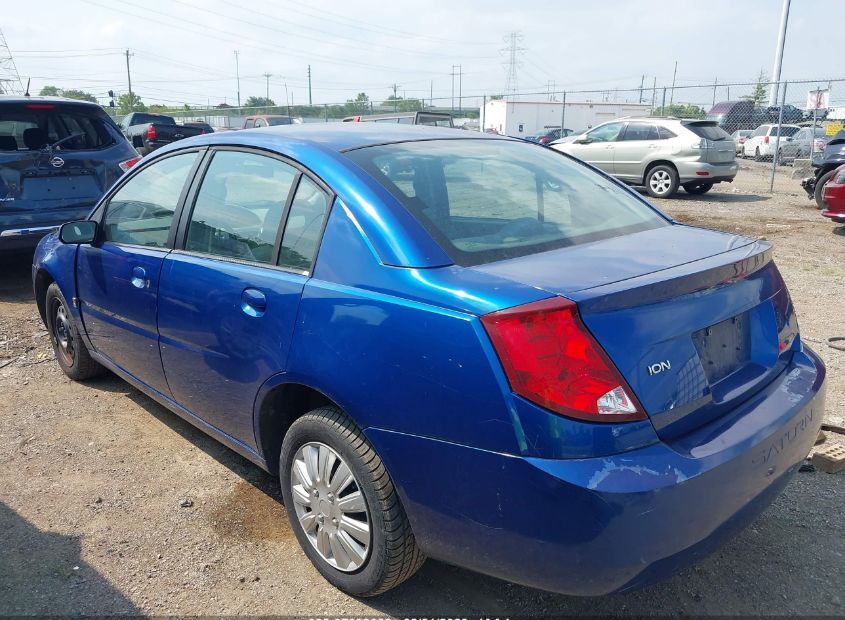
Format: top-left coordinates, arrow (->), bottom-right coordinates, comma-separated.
473,225 -> 798,439
684,120 -> 736,164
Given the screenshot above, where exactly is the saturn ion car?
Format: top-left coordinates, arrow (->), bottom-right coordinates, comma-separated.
33,124 -> 825,597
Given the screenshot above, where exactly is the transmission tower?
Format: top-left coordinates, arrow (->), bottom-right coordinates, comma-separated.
501,31 -> 525,100
0,29 -> 24,95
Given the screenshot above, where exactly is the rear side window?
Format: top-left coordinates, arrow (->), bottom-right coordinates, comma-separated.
278,176 -> 331,272
621,123 -> 659,141
185,150 -> 298,263
345,139 -> 667,266
0,104 -> 115,151
657,126 -> 677,139
103,152 -> 198,247
685,123 -> 731,141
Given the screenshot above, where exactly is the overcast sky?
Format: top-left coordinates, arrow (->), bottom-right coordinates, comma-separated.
3,0 -> 841,109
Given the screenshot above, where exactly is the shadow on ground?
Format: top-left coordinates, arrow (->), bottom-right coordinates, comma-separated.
0,501 -> 139,615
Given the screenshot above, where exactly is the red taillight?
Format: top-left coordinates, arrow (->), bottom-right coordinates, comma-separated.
539,136 -> 550,145
147,125 -> 156,140
481,297 -> 645,422
764,135 -> 769,144
738,137 -> 745,144
119,156 -> 141,172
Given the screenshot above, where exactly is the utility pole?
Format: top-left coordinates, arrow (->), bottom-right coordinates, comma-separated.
712,77 -> 718,106
458,64 -> 462,114
502,31 -> 524,100
283,81 -> 291,117
307,64 -> 312,106
669,60 -> 678,106
263,72 -> 272,102
639,75 -> 645,104
234,50 -> 241,108
125,49 -> 134,111
430,80 -> 433,108
769,0 -> 791,106
451,65 -> 456,113
390,83 -> 399,111
651,76 -> 657,111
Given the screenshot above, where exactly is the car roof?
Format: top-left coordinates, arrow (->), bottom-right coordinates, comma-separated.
0,95 -> 102,108
166,122 -> 500,153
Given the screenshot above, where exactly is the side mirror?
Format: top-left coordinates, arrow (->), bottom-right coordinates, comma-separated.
59,220 -> 98,244
574,138 -> 590,145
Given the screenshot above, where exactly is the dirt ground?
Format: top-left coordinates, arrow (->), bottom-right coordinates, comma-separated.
1,159 -> 843,616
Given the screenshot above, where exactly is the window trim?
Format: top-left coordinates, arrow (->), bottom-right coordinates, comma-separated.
173,145 -> 335,276
90,147 -> 207,251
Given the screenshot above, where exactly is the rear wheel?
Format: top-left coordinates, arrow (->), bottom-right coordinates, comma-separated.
815,170 -> 835,209
280,407 -> 424,596
45,283 -> 103,380
645,165 -> 679,198
682,181 -> 713,195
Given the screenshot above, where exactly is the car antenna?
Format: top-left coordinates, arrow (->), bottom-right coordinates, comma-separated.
24,78 -> 30,97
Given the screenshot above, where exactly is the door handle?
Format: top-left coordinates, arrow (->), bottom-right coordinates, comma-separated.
130,266 -> 147,289
240,288 -> 267,317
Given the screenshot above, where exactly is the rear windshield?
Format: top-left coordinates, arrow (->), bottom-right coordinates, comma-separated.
685,122 -> 731,141
0,104 -> 115,151
267,117 -> 293,126
129,113 -> 175,126
345,139 -> 668,266
417,114 -> 452,127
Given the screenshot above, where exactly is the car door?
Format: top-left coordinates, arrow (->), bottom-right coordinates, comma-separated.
76,150 -> 202,395
157,148 -> 332,446
612,122 -> 659,181
562,122 -> 624,173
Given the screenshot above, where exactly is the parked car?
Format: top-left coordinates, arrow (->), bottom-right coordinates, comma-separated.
707,100 -> 772,134
525,127 -> 574,145
779,126 -> 830,160
242,115 -> 294,129
802,130 -> 845,208
33,124 -> 825,598
730,129 -> 753,155
0,96 -> 139,252
119,112 -> 204,156
342,112 -> 454,127
552,117 -> 737,197
181,120 -> 214,134
821,164 -> 845,223
741,124 -> 801,161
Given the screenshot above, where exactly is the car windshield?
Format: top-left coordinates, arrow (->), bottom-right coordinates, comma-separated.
0,103 -> 115,151
685,123 -> 731,141
129,113 -> 175,126
345,139 -> 668,266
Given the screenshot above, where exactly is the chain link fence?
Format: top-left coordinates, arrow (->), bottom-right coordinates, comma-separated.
110,77 -> 844,195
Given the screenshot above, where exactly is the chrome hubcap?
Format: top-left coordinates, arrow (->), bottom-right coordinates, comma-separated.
649,170 -> 672,194
53,301 -> 74,366
290,442 -> 370,572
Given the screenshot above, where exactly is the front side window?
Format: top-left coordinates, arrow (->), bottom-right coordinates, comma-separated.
278,176 -> 331,272
185,150 -> 298,263
585,122 -> 624,143
346,139 -> 667,266
102,152 -> 198,247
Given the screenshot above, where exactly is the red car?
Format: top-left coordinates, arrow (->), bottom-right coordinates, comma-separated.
821,164 -> 845,223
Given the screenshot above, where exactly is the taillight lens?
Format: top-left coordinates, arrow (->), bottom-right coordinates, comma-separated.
119,156 -> 141,172
147,125 -> 156,140
764,135 -> 769,144
481,297 -> 645,422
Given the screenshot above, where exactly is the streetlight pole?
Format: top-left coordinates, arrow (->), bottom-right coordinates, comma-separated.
768,0 -> 791,107
234,50 -> 241,108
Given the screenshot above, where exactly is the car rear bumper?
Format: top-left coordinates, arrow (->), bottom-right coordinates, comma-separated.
367,345 -> 825,596
0,206 -> 94,251
676,161 -> 738,184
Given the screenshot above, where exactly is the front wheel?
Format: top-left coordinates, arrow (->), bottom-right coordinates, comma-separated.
645,165 -> 679,198
682,181 -> 714,195
815,170 -> 835,209
44,283 -> 104,380
280,407 -> 424,596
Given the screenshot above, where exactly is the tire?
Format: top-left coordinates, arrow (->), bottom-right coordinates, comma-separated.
644,164 -> 679,198
280,407 -> 425,596
44,283 -> 104,380
682,181 -> 713,195
814,170 -> 835,210
754,147 -> 762,162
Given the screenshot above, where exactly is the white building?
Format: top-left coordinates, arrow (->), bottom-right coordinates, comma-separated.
481,99 -> 653,137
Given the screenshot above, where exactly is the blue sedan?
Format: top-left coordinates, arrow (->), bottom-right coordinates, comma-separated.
32,124 -> 825,597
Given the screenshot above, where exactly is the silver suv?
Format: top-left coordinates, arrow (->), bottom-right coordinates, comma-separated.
551,117 -> 737,198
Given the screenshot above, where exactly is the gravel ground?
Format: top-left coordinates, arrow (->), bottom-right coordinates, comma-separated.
0,159 -> 843,616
